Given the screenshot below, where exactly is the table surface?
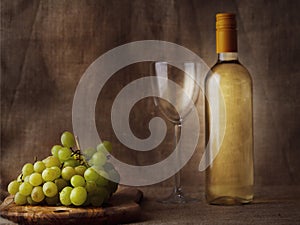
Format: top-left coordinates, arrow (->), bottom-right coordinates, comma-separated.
1,185 -> 300,225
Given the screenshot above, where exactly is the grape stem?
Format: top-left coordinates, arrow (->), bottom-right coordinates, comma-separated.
73,136 -> 90,167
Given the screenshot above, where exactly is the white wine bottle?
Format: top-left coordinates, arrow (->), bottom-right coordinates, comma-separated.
205,13 -> 254,205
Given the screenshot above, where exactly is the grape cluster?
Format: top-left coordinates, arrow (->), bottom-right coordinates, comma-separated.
7,131 -> 119,207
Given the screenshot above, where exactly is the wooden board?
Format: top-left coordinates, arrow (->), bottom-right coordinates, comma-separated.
0,188 -> 143,225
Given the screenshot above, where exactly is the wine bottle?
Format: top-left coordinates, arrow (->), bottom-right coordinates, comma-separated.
205,13 -> 254,205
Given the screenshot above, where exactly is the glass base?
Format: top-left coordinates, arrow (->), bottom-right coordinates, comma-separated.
158,188 -> 198,204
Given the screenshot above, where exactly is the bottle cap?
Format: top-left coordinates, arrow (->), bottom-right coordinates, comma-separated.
216,13 -> 236,30
216,13 -> 237,53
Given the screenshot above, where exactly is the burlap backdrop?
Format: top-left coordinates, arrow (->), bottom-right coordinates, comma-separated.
1,0 -> 300,194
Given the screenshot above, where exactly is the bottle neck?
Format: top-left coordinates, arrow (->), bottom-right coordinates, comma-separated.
216,13 -> 237,55
218,52 -> 238,62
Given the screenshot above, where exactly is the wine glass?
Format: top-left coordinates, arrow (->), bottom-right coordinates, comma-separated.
152,61 -> 201,203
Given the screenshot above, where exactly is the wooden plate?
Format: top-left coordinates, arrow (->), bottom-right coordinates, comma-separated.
0,188 -> 143,225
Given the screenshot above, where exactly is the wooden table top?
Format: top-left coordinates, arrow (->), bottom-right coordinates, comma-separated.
133,185 -> 300,225
1,185 -> 300,225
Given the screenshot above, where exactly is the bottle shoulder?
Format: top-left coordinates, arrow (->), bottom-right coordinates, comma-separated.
206,61 -> 252,83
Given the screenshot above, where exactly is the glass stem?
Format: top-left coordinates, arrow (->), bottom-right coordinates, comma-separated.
174,123 -> 182,194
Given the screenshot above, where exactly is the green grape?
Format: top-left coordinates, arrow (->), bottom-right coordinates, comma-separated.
97,186 -> 110,203
103,162 -> 114,172
63,158 -> 80,167
58,147 -> 72,162
84,168 -> 100,182
19,182 -> 33,196
98,169 -> 109,179
7,180 -> 20,195
51,145 -> 62,158
97,141 -> 112,153
88,192 -> 104,207
29,173 -> 43,186
95,175 -> 109,187
55,178 -> 68,192
70,186 -> 87,206
70,175 -> 85,187
82,147 -> 96,159
108,181 -> 118,194
43,181 -> 58,197
22,163 -> 34,177
92,168 -> 109,186
88,159 -> 93,166
45,195 -> 59,205
33,161 -> 46,173
108,169 -> 120,183
92,164 -> 104,172
14,192 -> 27,205
23,175 -> 30,183
50,166 -> 61,179
42,168 -> 58,182
60,186 -> 73,206
61,131 -> 75,148
91,151 -> 106,167
83,195 -> 91,206
75,165 -> 87,176
27,196 -> 38,205
85,181 -> 97,193
61,166 -> 76,180
88,186 -> 109,206
43,156 -> 61,168
31,186 -> 45,202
